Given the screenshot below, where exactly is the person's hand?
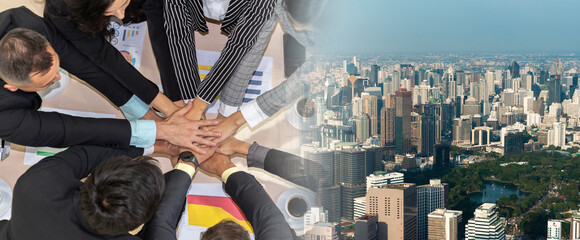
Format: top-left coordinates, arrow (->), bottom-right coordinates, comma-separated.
140,108 -> 165,121
153,140 -> 180,157
178,145 -> 218,169
207,111 -> 247,143
199,153 -> 236,177
217,137 -> 251,156
184,97 -> 209,120
156,102 -> 221,154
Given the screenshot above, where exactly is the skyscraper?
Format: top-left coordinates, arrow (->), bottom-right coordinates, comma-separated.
395,89 -> 412,154
356,114 -> 370,142
509,61 -> 520,78
366,183 -> 417,240
380,107 -> 396,146
428,208 -> 463,240
417,179 -> 450,240
548,75 -> 562,106
433,144 -> 451,168
303,147 -> 341,222
370,64 -> 380,87
465,203 -> 506,240
337,147 -> 380,220
362,94 -> 379,135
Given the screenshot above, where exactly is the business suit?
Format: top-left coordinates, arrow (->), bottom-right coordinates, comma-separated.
225,171 -> 296,240
0,145 -> 191,240
43,0 -> 162,106
0,7 -> 153,148
0,80 -> 131,148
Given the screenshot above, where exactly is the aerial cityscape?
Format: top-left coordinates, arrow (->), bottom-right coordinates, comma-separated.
298,53 -> 580,240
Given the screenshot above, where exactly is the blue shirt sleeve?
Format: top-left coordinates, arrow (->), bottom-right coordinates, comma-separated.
129,120 -> 156,148
120,95 -> 150,120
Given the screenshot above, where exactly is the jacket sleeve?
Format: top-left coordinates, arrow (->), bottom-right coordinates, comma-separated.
43,0 -> 160,104
224,172 -> 295,240
138,170 -> 191,240
0,102 -> 132,148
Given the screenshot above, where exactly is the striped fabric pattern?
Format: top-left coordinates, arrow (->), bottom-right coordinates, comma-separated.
163,0 -> 277,101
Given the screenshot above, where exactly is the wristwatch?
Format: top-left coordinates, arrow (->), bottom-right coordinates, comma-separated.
178,151 -> 199,168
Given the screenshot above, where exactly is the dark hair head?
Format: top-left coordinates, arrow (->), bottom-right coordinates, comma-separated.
0,28 -> 52,85
201,220 -> 250,240
64,0 -> 115,36
79,156 -> 165,236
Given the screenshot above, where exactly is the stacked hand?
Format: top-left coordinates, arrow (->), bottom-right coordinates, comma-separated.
156,102 -> 221,154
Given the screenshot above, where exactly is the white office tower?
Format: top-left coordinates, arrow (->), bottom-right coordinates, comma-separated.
465,203 -> 506,240
304,207 -> 329,227
523,96 -> 534,113
353,197 -> 366,219
548,121 -> 566,148
547,219 -> 564,240
428,208 -> 463,240
485,71 -> 495,95
366,172 -> 404,190
572,210 -> 580,240
527,113 -> 542,127
549,103 -> 563,117
417,179 -> 449,240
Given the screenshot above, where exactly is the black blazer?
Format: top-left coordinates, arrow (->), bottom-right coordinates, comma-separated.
0,7 -> 142,148
225,172 -> 296,240
43,0 -> 165,104
0,146 -> 190,240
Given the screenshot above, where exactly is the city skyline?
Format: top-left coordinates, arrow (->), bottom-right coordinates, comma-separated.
319,0 -> 580,54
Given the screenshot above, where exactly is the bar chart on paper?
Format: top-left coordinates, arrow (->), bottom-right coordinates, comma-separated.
196,50 -> 273,113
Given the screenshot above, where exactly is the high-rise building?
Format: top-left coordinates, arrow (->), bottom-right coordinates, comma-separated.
471,126 -> 492,146
417,179 -> 450,240
419,114 -> 437,156
427,208 -> 463,240
370,65 -> 380,87
366,172 -> 404,190
380,107 -> 396,146
337,147 -> 381,220
395,89 -> 412,154
548,121 -> 566,148
509,61 -> 520,78
462,97 -> 480,116
548,75 -> 562,106
547,219 -> 565,240
433,144 -> 450,168
362,94 -> 379,135
465,203 -> 506,240
356,114 -> 370,142
355,215 -> 381,240
570,210 -> 580,240
353,197 -> 366,219
366,183 -> 417,240
452,116 -> 472,145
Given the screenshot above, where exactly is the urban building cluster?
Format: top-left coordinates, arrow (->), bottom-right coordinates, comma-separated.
299,54 -> 580,239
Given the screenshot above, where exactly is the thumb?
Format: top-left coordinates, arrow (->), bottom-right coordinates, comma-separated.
174,101 -> 193,117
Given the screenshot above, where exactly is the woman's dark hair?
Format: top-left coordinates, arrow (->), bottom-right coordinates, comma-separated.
79,156 -> 165,236
201,220 -> 250,240
64,0 -> 115,36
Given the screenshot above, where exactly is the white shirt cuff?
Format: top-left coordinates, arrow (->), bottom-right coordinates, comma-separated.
240,100 -> 269,128
218,102 -> 239,117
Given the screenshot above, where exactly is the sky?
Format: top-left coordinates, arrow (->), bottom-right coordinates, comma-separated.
317,0 -> 580,54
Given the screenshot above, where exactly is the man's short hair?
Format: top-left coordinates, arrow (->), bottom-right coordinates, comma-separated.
79,156 -> 165,236
0,28 -> 53,85
201,220 -> 251,240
